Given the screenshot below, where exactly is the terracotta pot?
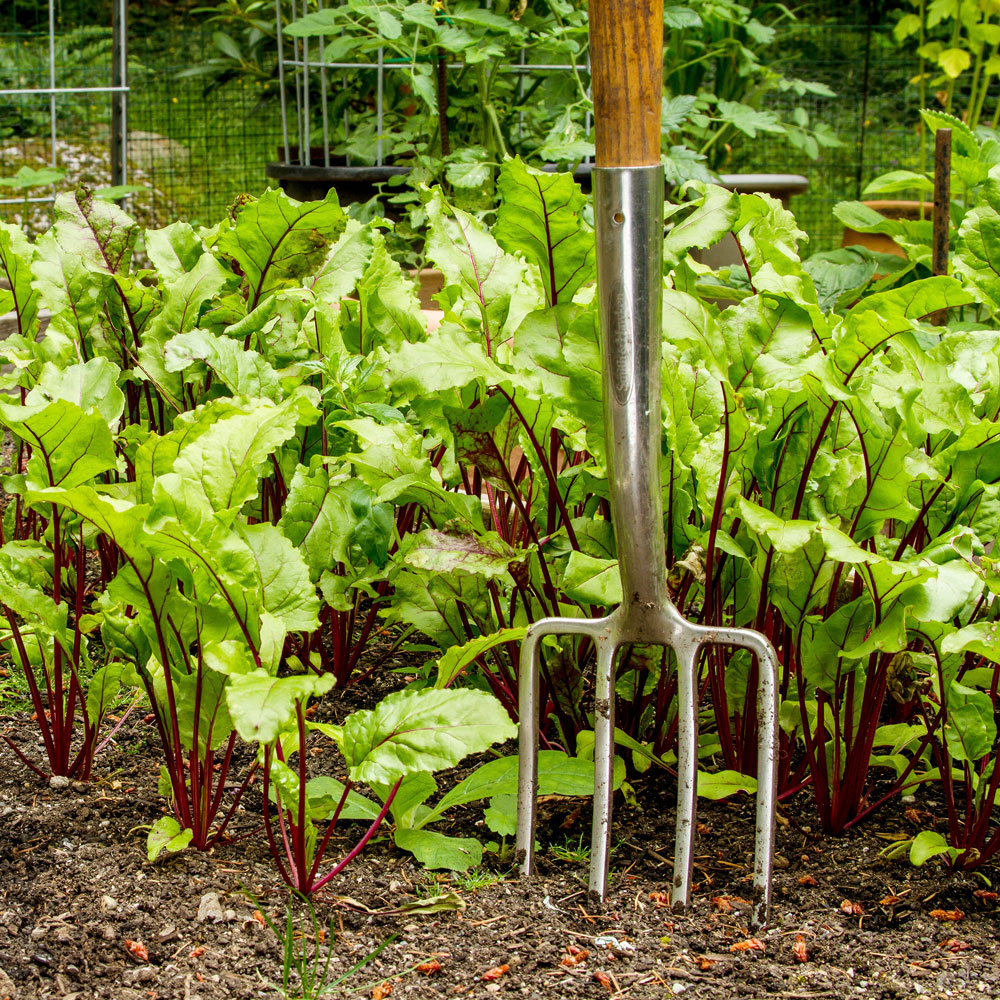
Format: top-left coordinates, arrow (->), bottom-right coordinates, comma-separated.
841,199 -> 926,258
410,268 -> 445,311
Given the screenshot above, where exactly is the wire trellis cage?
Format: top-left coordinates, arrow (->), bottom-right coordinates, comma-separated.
0,0 -> 128,215
269,0 -> 594,180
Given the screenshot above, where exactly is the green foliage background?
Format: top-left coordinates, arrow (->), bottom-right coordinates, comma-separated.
1,0 -> 925,247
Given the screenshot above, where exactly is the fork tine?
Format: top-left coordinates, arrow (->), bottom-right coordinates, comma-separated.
699,627 -> 780,929
517,615 -> 614,879
516,625 -> 544,877
671,636 -> 700,912
748,634 -> 779,929
590,637 -> 619,899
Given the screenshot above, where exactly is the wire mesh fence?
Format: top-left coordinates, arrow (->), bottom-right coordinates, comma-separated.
731,5 -> 924,250
0,0 -> 127,234
0,0 -> 933,249
1,0 -> 284,232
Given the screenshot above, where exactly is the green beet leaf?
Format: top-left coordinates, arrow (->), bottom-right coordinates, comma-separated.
0,223 -> 40,340
26,357 -> 124,427
696,770 -> 758,800
384,566 -> 492,650
241,521 -> 321,634
225,670 -> 335,744
309,218 -> 375,303
0,397 -> 117,490
944,681 -> 996,763
562,551 -> 622,607
170,391 -> 320,515
394,828 -> 483,872
495,157 -> 595,308
144,220 -> 204,281
302,775 -> 380,822
147,816 -> 195,862
425,189 -> 525,346
333,687 -> 517,786
164,327 -> 285,402
909,830 -> 959,866
664,183 -> 740,262
278,464 -> 356,580
423,750 -> 623,827
218,188 -> 345,308
434,627 -> 528,689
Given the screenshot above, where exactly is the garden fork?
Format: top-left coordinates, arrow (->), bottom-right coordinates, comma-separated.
515,0 -> 780,929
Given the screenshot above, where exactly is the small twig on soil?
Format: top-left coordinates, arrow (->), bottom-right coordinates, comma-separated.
771,993 -> 836,999
13,837 -> 46,854
170,940 -> 194,960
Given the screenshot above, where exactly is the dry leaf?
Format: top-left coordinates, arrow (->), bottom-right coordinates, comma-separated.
124,939 -> 148,962
793,934 -> 808,964
973,890 -> 998,902
880,894 -> 904,906
416,959 -> 442,975
930,909 -> 964,922
561,806 -> 582,828
711,896 -> 733,913
939,938 -> 971,952
730,938 -> 765,953
482,964 -> 510,982
797,875 -> 818,886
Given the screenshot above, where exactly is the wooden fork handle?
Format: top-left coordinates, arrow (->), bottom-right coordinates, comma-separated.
588,0 -> 664,168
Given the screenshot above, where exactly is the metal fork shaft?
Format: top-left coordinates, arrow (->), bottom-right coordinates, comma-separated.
515,162 -> 779,929
596,165 -> 667,619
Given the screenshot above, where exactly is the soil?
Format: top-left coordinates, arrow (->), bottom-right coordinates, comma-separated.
2,678 -> 1000,1000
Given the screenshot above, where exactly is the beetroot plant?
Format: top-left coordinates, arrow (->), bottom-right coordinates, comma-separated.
0,358 -> 133,779
251,684 -> 515,894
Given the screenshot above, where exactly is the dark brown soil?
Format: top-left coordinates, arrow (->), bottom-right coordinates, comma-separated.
2,691 -> 1000,1000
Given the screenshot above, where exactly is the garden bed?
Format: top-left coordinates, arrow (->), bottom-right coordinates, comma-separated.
1,696 -> 998,1000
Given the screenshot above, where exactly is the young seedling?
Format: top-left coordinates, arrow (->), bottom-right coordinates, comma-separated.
243,886 -> 397,1000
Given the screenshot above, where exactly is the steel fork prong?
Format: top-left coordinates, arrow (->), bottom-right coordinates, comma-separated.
516,625 -> 544,878
516,615 -> 614,879
670,637 -> 700,914
697,627 -> 780,929
590,637 -> 619,899
746,634 -> 779,930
